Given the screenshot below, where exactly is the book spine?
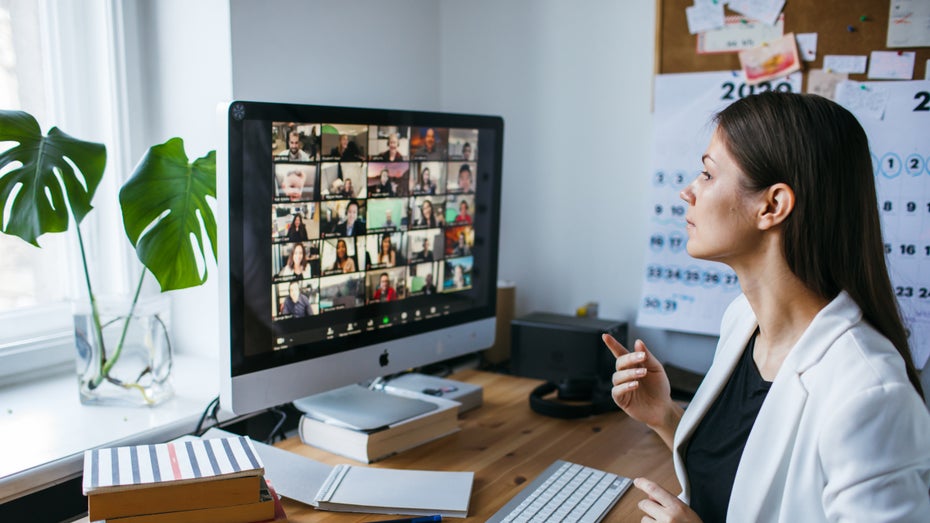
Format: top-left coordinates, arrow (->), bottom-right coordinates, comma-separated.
299,416 -> 372,463
87,476 -> 261,520
315,464 -> 350,503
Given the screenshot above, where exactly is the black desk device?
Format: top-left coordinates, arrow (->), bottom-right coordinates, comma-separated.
510,313 -> 627,418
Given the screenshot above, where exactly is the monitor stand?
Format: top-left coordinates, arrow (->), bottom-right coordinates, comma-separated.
292,382 -> 438,431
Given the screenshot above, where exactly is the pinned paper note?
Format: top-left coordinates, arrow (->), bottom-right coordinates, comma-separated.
686,2 -> 725,35
795,33 -> 818,62
834,81 -> 890,121
806,69 -> 848,100
868,51 -> 916,80
738,33 -> 800,85
887,0 -> 930,48
728,0 -> 786,26
698,15 -> 784,54
823,55 -> 868,74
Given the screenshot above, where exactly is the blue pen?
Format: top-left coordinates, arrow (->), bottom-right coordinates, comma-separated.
371,516 -> 442,523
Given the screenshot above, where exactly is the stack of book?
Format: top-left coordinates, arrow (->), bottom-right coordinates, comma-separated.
83,436 -> 283,523
298,389 -> 461,463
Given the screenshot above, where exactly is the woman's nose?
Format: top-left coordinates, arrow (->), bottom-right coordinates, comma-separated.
680,184 -> 695,205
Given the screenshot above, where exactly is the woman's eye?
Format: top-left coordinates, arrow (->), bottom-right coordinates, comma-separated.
700,170 -> 711,180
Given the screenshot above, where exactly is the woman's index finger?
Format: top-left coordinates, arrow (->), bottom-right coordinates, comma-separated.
602,333 -> 629,358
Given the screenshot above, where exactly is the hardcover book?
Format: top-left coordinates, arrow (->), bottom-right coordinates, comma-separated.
94,478 -> 275,523
83,436 -> 264,495
298,390 -> 460,463
84,436 -> 265,521
87,475 -> 262,520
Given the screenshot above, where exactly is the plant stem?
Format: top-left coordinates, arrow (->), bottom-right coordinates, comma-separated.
78,225 -> 107,390
101,270 -> 145,381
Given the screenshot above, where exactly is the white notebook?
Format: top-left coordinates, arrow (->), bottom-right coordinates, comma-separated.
202,428 -> 473,517
314,464 -> 473,518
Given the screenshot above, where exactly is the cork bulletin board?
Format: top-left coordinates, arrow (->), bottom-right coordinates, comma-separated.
640,2 -> 930,369
655,0 -> 930,82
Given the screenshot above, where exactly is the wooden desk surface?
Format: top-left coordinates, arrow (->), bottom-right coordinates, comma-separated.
277,369 -> 678,522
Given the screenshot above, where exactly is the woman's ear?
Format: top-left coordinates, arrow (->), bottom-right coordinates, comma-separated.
758,183 -> 795,230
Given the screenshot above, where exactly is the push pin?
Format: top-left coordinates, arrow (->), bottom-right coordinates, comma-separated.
859,15 -> 868,22
847,25 -> 856,32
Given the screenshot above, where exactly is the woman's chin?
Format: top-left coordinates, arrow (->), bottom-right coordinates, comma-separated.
684,242 -> 707,261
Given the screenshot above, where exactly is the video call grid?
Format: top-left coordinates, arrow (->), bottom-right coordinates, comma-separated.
268,122 -> 480,320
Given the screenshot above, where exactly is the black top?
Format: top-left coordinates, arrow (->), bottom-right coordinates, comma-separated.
685,330 -> 771,523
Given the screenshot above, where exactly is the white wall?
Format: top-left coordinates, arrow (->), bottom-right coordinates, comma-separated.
434,1 -> 711,367
229,0 -> 442,108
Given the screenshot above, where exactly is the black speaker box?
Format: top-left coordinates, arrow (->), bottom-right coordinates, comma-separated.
510,312 -> 628,418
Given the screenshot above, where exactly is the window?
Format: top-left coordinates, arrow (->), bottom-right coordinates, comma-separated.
0,0 -> 132,384
0,1 -> 69,314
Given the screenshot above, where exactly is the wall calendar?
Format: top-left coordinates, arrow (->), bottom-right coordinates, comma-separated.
637,72 -> 930,368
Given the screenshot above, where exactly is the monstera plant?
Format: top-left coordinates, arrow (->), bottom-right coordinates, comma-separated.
0,109 -> 216,403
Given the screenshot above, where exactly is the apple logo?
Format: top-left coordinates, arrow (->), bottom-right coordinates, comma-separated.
379,350 -> 389,367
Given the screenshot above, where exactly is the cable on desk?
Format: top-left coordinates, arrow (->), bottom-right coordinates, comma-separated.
194,396 -> 220,436
265,407 -> 288,444
368,369 -> 417,391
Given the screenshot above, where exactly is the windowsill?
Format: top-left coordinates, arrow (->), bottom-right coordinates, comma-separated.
0,352 -> 221,504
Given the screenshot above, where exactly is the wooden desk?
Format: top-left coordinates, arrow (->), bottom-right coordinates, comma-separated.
277,369 -> 678,522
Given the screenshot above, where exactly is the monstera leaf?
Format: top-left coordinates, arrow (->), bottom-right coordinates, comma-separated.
119,138 -> 216,292
0,110 -> 106,246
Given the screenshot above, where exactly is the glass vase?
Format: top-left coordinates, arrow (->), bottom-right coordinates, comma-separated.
74,295 -> 174,406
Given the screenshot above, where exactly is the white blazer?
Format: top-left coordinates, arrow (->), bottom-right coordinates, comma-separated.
673,292 -> 930,522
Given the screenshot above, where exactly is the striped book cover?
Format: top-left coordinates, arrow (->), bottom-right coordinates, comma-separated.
82,436 -> 264,495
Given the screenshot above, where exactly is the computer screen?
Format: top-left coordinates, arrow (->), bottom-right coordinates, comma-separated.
218,101 -> 503,415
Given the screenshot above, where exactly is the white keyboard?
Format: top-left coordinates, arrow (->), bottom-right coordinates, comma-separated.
487,459 -> 632,523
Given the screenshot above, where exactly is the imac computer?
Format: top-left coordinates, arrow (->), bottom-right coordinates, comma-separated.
218,101 -> 504,416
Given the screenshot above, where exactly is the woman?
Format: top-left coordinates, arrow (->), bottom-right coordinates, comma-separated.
416,167 -> 436,195
376,169 -> 394,196
454,200 -> 472,224
452,264 -> 465,289
416,199 -> 441,228
378,235 -> 396,267
605,93 -> 930,522
286,213 -> 308,242
371,272 -> 396,302
377,132 -> 404,162
330,239 -> 356,273
277,242 -> 311,279
342,177 -> 355,198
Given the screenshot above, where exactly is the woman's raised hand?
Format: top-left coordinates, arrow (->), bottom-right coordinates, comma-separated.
603,334 -> 682,449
